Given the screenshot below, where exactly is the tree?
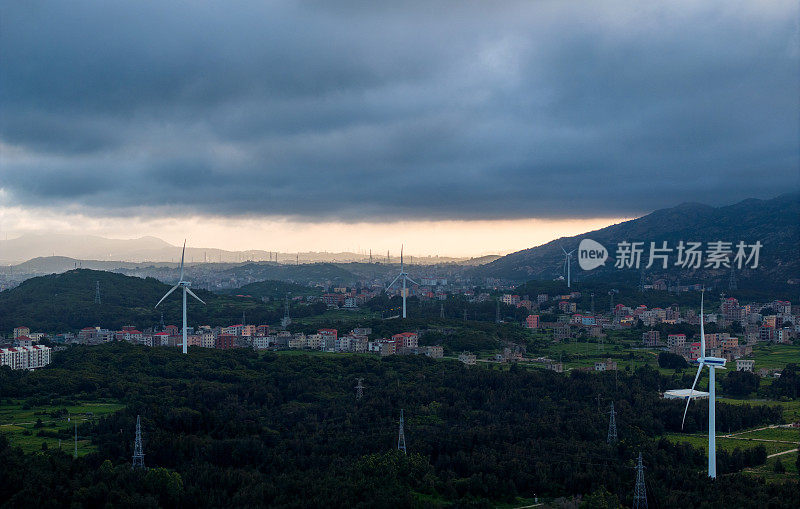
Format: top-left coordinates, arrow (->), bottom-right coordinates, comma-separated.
720,371 -> 760,397
658,352 -> 688,370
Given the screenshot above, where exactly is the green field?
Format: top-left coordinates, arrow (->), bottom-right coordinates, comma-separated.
0,399 -> 124,455
731,426 -> 800,443
662,432 -> 792,456
750,344 -> 800,370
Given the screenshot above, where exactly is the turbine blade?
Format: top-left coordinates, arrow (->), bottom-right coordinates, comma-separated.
405,276 -> 419,286
155,284 -> 180,308
561,245 -> 567,254
180,240 -> 186,281
386,274 -> 401,290
185,287 -> 206,305
682,362 -> 705,430
700,289 -> 705,358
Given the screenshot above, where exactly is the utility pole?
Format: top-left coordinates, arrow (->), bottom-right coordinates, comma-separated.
95,281 -> 101,304
590,292 -> 595,315
495,299 -> 501,323
440,302 -> 445,319
397,409 -> 406,454
633,452 -> 648,509
132,415 -> 145,469
463,308 -> 468,322
607,402 -> 618,444
355,378 -> 364,400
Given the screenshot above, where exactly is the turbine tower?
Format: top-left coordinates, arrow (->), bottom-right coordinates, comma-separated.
561,246 -> 575,288
155,241 -> 206,354
681,289 -> 726,478
386,246 -> 418,319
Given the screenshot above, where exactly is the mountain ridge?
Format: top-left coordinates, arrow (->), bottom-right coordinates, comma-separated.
478,192 -> 800,287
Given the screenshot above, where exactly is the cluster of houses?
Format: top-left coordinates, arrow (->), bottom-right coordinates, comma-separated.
516,295 -> 798,346
0,327 -> 52,370
19,322 -> 446,360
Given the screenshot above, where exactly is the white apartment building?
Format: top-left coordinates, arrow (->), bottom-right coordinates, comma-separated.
0,345 -> 52,370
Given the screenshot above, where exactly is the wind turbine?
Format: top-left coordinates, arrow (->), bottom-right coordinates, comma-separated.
155,240 -> 206,354
386,245 -> 418,318
681,289 -> 726,478
561,246 -> 575,288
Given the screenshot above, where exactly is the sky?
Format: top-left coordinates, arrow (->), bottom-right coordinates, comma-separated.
0,1 -> 797,256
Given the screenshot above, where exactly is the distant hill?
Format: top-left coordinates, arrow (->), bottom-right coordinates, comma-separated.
222,280 -> 322,299
218,263 -> 359,285
478,193 -> 800,290
0,233 -> 471,265
0,269 -> 325,334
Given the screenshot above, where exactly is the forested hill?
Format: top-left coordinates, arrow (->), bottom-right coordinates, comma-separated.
220,279 -> 322,299
478,193 -> 799,287
0,343 -> 796,507
0,269 -> 324,334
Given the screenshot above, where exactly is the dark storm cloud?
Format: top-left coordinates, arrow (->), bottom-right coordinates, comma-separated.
1,0 -> 797,221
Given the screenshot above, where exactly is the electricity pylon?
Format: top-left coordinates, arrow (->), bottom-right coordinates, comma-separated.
607,402 -> 618,444
95,281 -> 101,304
633,452 -> 648,509
397,409 -> 406,454
132,415 -> 145,469
355,378 -> 364,400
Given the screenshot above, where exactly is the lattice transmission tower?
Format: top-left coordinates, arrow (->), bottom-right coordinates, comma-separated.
94,281 -> 101,304
607,401 -> 618,444
132,415 -> 145,469
633,452 -> 648,509
355,378 -> 364,400
397,409 -> 406,454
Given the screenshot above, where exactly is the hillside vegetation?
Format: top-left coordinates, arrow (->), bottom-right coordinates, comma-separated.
0,270 -> 325,334
480,193 -> 800,290
0,343 -> 797,507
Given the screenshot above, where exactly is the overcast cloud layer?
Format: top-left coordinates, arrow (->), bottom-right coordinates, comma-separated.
1,0 -> 797,222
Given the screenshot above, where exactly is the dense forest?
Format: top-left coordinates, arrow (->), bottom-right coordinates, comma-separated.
0,344 -> 797,507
